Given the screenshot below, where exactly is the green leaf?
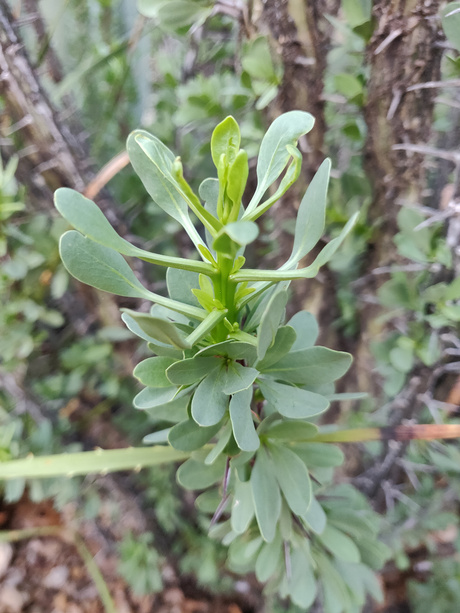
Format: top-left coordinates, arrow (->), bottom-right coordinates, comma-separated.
133,387 -> 178,409
231,477 -> 255,534
176,455 -> 226,490
258,379 -> 330,419
127,130 -> 205,248
166,268 -> 201,307
191,370 -> 229,426
264,346 -> 352,386
257,290 -> 288,360
442,2 -> 460,52
142,428 -> 171,444
222,362 -> 258,395
265,420 -> 318,441
270,444 -> 311,517
291,443 -> 344,468
211,116 -> 241,168
59,231 -> 151,299
255,326 -> 297,370
133,357 -> 177,387
166,356 -> 220,385
122,310 -> 188,349
303,496 -> 327,534
54,188 -> 213,275
289,547 -> 317,609
213,221 -> 259,257
196,340 -> 257,362
168,418 -> 221,452
285,159 -> 331,267
205,421 -> 232,464
287,311 -> 319,349
227,150 -> 249,210
229,387 -> 260,452
244,146 -> 302,221
319,525 -> 361,563
250,447 -> 281,542
122,313 -> 183,358
247,111 -> 315,213
255,531 -> 282,582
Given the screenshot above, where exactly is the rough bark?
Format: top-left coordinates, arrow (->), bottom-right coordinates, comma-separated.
354,0 -> 444,395
260,0 -> 342,339
0,0 -> 89,205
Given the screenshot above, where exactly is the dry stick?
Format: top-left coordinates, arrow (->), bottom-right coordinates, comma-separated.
0,526 -> 116,613
84,151 -> 130,200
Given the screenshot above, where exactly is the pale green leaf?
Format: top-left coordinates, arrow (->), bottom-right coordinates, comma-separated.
229,387 -> 259,452
255,531 -> 282,582
258,379 -> 330,419
442,2 -> 460,52
222,362 -> 258,395
265,420 -> 318,441
257,290 -> 288,360
133,357 -> 176,387
292,443 -> 344,468
270,444 -> 311,517
168,418 -> 221,452
133,386 -> 177,409
286,159 -> 331,267
231,477 -> 255,534
191,370 -> 229,426
247,111 -> 315,213
303,495 -> 327,534
289,547 -> 317,609
122,310 -> 188,349
127,130 -> 204,248
287,311 -> 319,350
176,455 -> 226,490
319,525 -> 361,563
264,346 -> 352,386
250,446 -> 281,542
166,356 -> 220,385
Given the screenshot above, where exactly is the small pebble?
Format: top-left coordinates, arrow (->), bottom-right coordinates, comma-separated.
43,566 -> 69,589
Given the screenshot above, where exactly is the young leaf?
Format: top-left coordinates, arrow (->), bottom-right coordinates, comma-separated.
263,346 -> 352,386
257,290 -> 288,360
166,356 -> 221,385
127,130 -> 205,249
231,477 -> 256,534
229,387 -> 260,452
227,149 -> 249,214
133,357 -> 177,388
191,370 -> 229,426
258,378 -> 330,419
122,313 -> 183,358
211,116 -> 241,168
213,221 -> 258,257
250,446 -> 281,542
270,444 -> 311,517
284,159 -> 331,268
121,310 -> 188,349
168,418 -> 221,452
246,111 -> 315,213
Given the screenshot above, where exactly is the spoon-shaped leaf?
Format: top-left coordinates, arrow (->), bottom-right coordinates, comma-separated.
246,110 -> 314,213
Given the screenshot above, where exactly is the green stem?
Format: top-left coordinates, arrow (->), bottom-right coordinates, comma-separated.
312,428 -> 381,443
0,446 -> 190,480
212,253 -> 237,341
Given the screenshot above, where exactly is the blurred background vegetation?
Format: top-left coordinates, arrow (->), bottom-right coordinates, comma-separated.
1,0 -> 460,611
